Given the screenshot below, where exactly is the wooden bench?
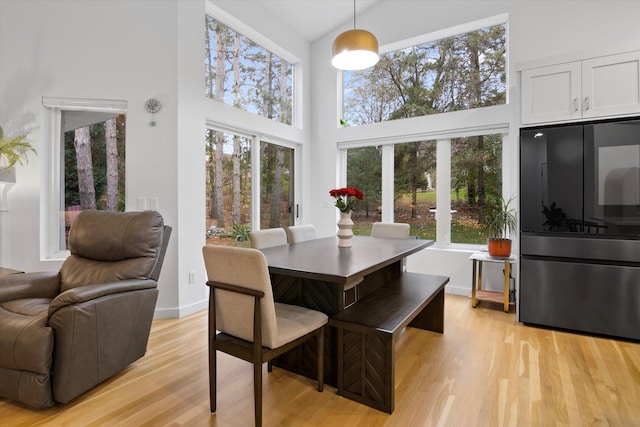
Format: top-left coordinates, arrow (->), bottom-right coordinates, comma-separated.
328,272 -> 449,413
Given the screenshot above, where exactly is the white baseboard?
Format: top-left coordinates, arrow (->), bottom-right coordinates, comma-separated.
154,299 -> 208,319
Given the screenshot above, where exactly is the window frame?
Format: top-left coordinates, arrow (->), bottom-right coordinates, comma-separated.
41,96 -> 128,261
205,2 -> 302,129
205,120 -> 300,233
337,14 -> 511,249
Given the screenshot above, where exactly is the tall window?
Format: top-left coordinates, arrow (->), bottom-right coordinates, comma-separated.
342,22 -> 506,126
62,113 -> 126,248
346,135 -> 502,245
451,134 -> 502,244
205,16 -> 293,125
205,129 -> 252,246
346,146 -> 382,235
204,129 -> 295,246
42,97 -> 128,260
260,141 -> 294,229
393,140 -> 437,240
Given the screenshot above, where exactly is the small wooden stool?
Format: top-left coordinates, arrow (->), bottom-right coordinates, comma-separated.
470,252 -> 516,312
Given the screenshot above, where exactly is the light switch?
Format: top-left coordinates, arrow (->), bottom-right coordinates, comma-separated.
148,197 -> 159,210
136,197 -> 147,210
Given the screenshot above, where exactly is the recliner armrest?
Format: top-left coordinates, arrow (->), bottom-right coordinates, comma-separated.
0,271 -> 60,303
48,279 -> 157,316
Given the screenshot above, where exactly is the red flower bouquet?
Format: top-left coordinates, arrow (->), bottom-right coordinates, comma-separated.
329,187 -> 364,213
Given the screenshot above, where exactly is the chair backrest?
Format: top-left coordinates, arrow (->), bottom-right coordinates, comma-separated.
60,210 -> 168,292
249,228 -> 288,249
371,222 -> 411,239
202,245 -> 279,349
286,224 -> 317,243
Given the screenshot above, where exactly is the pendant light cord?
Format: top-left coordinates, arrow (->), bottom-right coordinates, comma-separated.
353,0 -> 356,29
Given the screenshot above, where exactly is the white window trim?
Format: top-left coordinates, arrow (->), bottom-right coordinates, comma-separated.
40,96 -> 127,261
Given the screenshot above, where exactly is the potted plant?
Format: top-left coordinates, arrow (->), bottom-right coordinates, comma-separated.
0,126 -> 36,177
480,196 -> 517,258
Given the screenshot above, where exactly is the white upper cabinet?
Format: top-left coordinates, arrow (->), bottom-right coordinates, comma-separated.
521,51 -> 640,125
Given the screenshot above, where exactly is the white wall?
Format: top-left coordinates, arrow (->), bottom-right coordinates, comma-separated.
0,0 -> 311,318
2,0 -> 640,317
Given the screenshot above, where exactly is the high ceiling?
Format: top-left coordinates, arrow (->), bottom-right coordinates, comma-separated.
255,0 -> 382,42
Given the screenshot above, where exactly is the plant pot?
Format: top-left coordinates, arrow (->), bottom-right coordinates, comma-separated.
487,238 -> 512,258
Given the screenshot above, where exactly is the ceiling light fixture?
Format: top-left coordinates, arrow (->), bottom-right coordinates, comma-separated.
331,0 -> 379,70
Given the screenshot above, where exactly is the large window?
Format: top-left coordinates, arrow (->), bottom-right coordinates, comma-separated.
205,129 -> 252,245
42,97 -> 127,259
346,146 -> 382,235
342,22 -> 506,126
205,16 -> 293,125
205,128 -> 294,246
347,135 -> 501,245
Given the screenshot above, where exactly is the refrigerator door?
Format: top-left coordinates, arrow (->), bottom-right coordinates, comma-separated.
520,257 -> 640,340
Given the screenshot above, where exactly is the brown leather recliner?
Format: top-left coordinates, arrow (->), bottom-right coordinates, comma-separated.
0,210 -> 171,408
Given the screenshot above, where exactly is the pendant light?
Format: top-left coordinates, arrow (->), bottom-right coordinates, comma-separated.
331,0 -> 379,70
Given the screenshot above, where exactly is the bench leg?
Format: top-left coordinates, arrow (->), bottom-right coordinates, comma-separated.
408,288 -> 444,333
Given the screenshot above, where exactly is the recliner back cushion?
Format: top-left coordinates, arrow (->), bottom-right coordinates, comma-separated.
60,210 -> 164,292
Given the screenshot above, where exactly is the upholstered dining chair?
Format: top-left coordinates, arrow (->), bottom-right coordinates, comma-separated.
371,222 -> 412,272
285,224 -> 317,243
203,245 -> 327,427
249,228 -> 288,249
371,222 -> 411,239
0,210 -> 171,409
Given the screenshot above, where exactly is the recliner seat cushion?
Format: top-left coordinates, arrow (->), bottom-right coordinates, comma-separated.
0,298 -> 53,373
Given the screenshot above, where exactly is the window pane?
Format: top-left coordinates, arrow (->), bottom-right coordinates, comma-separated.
63,112 -> 126,249
205,16 -> 293,125
343,23 -> 506,126
260,141 -> 294,229
205,129 -> 252,246
393,141 -> 437,240
450,134 -> 502,244
347,146 -> 382,235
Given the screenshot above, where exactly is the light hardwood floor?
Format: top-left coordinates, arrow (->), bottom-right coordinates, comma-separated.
2,294 -> 639,426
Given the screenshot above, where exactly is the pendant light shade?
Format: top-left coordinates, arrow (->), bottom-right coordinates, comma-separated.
332,29 -> 379,70
331,0 -> 379,70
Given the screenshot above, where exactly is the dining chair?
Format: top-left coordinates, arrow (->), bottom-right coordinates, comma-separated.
286,224 -> 317,243
202,245 -> 327,427
371,222 -> 412,273
371,222 -> 411,239
249,227 -> 288,249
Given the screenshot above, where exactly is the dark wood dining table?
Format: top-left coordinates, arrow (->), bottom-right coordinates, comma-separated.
259,235 -> 433,385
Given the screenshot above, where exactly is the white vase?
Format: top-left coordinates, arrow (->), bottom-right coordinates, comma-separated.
337,210 -> 354,248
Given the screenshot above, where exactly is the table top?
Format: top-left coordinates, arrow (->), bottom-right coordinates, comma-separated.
469,252 -> 517,263
260,236 -> 433,285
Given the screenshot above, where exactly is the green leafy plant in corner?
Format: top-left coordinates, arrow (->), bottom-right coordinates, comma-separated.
480,196 -> 517,239
0,126 -> 37,169
231,223 -> 251,242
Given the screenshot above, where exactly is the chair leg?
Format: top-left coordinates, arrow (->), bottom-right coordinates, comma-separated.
209,347 -> 217,413
317,327 -> 324,392
254,361 -> 263,427
267,360 -> 273,372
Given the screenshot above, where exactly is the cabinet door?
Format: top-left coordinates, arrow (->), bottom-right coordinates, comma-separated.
582,51 -> 640,119
521,62 -> 581,125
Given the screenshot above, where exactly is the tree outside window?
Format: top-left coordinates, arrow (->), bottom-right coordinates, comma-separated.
205,16 -> 293,125
342,23 -> 506,126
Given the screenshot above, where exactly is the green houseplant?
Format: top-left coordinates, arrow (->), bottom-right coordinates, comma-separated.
480,196 -> 517,258
0,126 -> 36,171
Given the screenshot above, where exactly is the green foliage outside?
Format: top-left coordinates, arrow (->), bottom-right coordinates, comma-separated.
64,119 -> 126,211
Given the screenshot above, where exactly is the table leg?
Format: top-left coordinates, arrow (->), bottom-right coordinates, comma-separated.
471,259 -> 477,308
503,262 -> 510,312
